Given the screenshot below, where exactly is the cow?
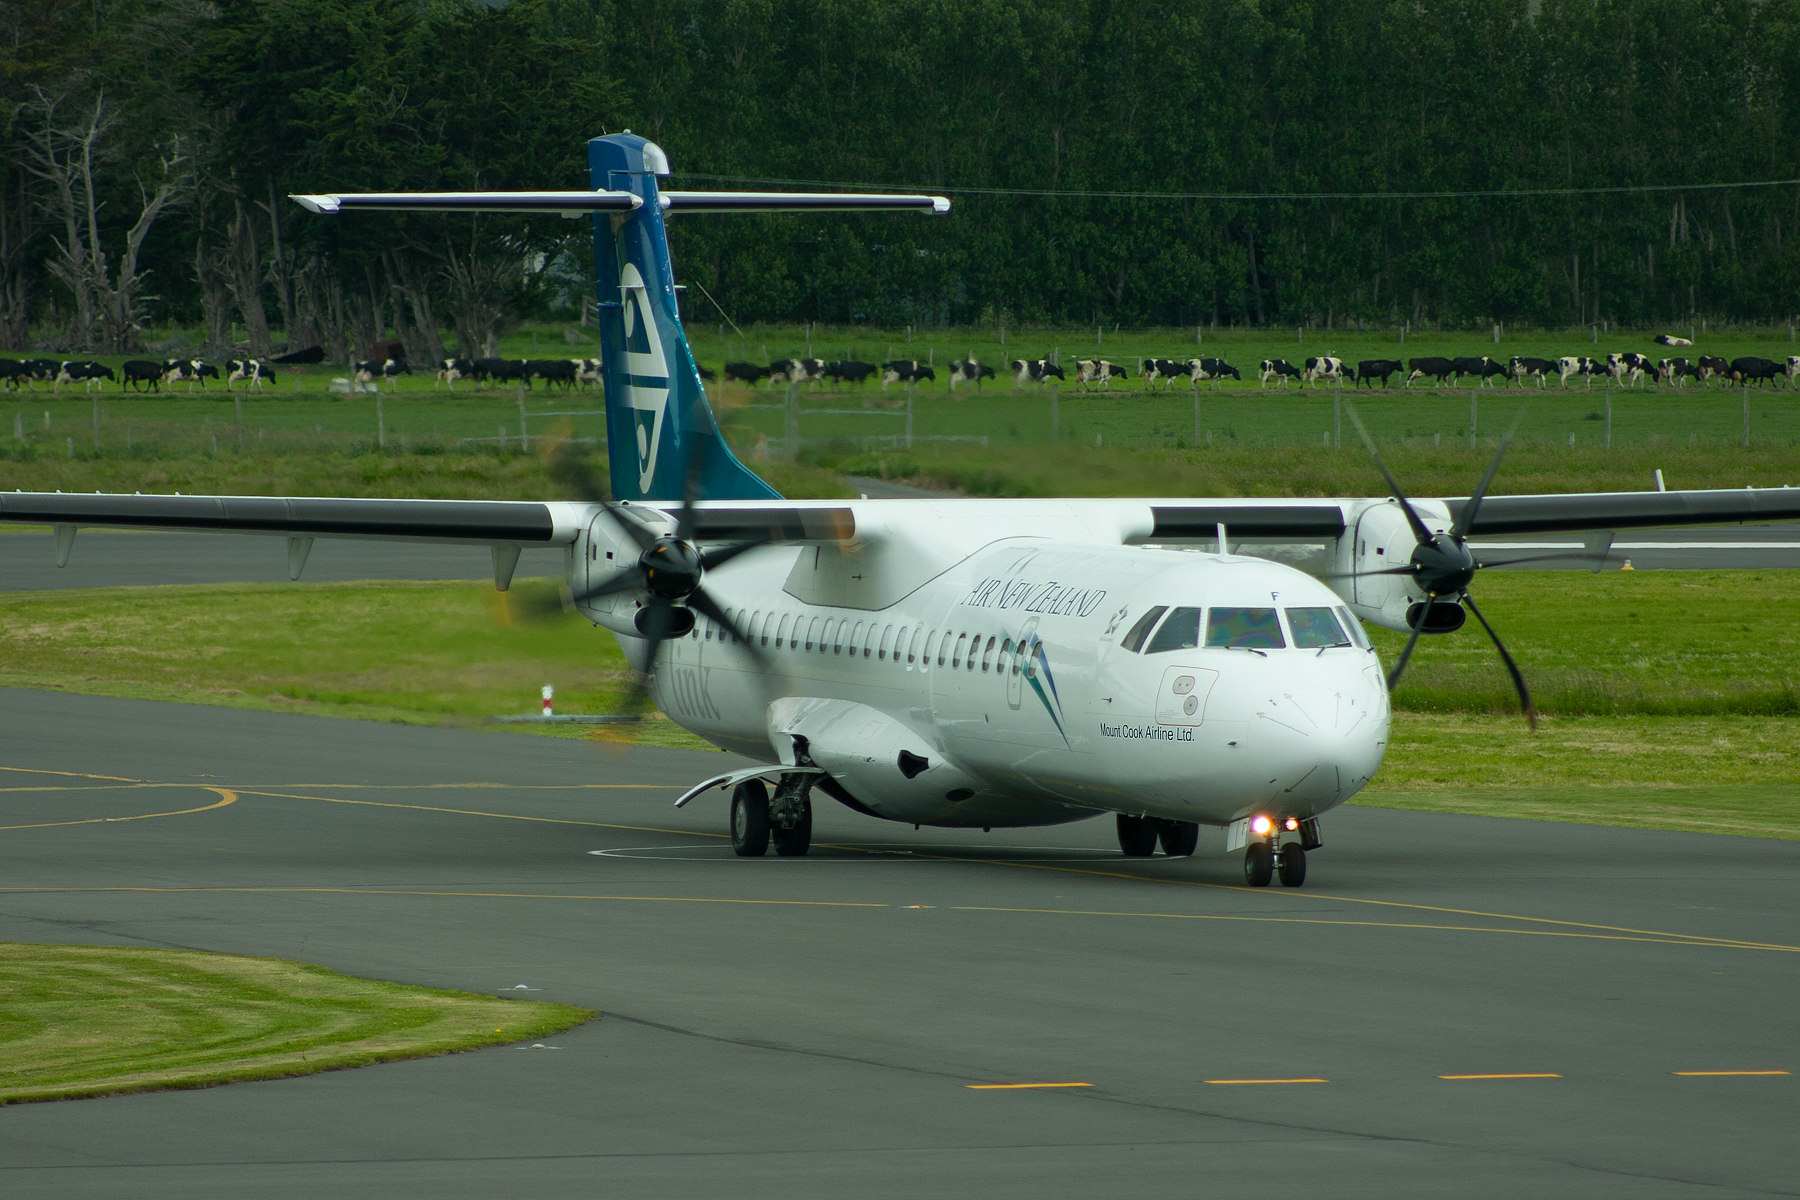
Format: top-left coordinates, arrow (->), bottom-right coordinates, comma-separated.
697,364 -> 717,382
55,361 -> 114,392
947,359 -> 994,391
574,358 -> 604,389
1009,359 -> 1064,386
1143,358 -> 1187,389
435,358 -> 476,390
225,359 -> 273,391
472,357 -> 529,385
882,360 -> 935,387
354,358 -> 410,385
1557,356 -> 1602,387
164,359 -> 217,391
1186,357 -> 1240,386
1696,355 -> 1729,385
1788,357 -> 1800,389
1656,358 -> 1699,387
1405,357 -> 1455,386
723,361 -> 772,385
1259,359 -> 1302,389
16,358 -> 60,391
824,360 -> 877,386
1074,359 -> 1128,391
786,358 -> 828,387
1303,356 -> 1346,387
1730,356 -> 1784,386
526,359 -> 576,389
1449,356 -> 1507,388
1604,352 -> 1652,388
1355,359 -> 1403,389
121,360 -> 165,392
1654,333 -> 1694,347
0,359 -> 24,391
1508,357 -> 1557,388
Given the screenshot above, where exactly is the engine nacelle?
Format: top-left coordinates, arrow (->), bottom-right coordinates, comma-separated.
1330,498 -> 1458,633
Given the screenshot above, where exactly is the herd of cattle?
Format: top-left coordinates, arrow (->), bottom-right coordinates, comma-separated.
7,343 -> 1800,397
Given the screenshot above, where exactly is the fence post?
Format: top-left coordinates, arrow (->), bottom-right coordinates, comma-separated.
1470,390 -> 1477,449
1333,380 -> 1341,450
377,395 -> 386,449
1743,384 -> 1750,448
906,390 -> 914,449
1050,382 -> 1060,444
785,382 -> 799,460
92,396 -> 100,455
1193,390 -> 1201,446
234,392 -> 244,451
1605,395 -> 1612,450
518,387 -> 527,447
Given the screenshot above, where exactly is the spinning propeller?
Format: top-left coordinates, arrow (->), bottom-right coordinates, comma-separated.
543,430 -> 778,722
1327,409 -> 1596,731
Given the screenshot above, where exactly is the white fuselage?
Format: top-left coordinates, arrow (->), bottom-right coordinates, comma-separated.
574,503 -> 1392,832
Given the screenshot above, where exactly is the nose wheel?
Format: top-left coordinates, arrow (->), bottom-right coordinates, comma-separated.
1244,842 -> 1307,887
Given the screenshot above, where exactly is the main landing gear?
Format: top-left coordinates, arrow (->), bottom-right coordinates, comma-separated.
1116,814 -> 1200,858
731,775 -> 813,858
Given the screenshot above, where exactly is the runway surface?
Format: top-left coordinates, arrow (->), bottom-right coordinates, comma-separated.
0,688 -> 1793,1199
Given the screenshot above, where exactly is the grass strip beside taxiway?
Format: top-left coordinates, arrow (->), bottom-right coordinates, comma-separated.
0,942 -> 593,1105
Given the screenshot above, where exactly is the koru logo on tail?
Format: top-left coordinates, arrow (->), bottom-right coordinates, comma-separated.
620,262 -> 670,493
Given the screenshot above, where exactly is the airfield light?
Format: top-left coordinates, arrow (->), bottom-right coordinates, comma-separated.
1250,816 -> 1272,836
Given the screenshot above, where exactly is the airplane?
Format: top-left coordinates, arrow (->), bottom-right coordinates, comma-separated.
10,132 -> 1800,888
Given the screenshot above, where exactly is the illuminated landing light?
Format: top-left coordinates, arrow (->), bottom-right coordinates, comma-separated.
1283,817 -> 1300,831
1250,815 -> 1273,835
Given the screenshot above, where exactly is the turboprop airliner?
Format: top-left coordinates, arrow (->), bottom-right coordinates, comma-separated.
11,133 -> 1800,887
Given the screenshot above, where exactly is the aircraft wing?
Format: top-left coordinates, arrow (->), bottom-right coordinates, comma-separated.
1448,487 -> 1800,535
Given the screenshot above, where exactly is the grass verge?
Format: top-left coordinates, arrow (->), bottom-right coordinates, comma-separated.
0,943 -> 593,1105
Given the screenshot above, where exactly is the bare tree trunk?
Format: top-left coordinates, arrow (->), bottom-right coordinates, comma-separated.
444,233 -> 509,359
259,178 -> 297,347
225,201 -> 273,356
383,248 -> 446,365
0,155 -> 39,351
195,236 -> 232,356
349,262 -> 384,359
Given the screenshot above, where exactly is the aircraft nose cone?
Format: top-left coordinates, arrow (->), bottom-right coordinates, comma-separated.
1256,686 -> 1388,808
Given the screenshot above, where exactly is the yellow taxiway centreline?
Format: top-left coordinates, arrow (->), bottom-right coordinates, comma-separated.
965,1082 -> 1092,1090
0,788 -> 237,830
0,886 -> 885,908
1672,1070 -> 1789,1077
1206,1078 -> 1328,1085
1439,1073 -> 1562,1080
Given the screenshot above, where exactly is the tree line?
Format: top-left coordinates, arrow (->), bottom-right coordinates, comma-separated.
2,0 -> 1797,361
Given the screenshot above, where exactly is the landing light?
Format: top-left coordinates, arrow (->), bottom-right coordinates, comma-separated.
1250,816 -> 1273,835
1284,817 -> 1300,832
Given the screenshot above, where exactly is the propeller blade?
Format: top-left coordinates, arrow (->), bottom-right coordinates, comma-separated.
686,586 -> 773,673
546,439 -> 658,553
1474,551 -> 1613,570
566,565 -> 650,609
1346,404 -> 1434,547
1451,407 -> 1526,540
675,410 -> 711,544
1385,602 -> 1430,692
698,533 -> 777,572
1314,565 -> 1423,581
1461,591 -> 1537,730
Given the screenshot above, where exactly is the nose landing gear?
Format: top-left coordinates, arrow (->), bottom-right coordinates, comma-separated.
1243,838 -> 1308,887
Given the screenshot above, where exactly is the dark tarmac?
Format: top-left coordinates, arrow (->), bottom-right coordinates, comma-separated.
0,688 -> 1793,1199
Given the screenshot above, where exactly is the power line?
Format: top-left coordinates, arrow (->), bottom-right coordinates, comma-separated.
676,173 -> 1800,203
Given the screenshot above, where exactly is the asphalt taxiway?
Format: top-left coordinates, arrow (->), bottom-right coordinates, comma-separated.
0,688 -> 1793,1199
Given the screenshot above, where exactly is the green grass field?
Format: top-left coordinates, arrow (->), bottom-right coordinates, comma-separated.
0,943 -> 592,1105
1,572 -> 1796,838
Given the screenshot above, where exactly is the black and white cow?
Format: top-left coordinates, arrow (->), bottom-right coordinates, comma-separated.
17,358 -> 60,391
1259,359 -> 1301,389
1074,359 -> 1128,390
1787,357 -> 1800,389
1605,352 -> 1652,388
1557,356 -> 1602,387
1010,359 -> 1064,386
947,359 -> 994,391
121,360 -> 165,392
0,359 -> 24,391
788,358 -> 828,387
354,358 -> 410,385
882,360 -> 935,387
1730,357 -> 1784,386
1656,358 -> 1699,386
1142,358 -> 1186,389
1654,333 -> 1694,347
723,361 -> 772,385
164,359 -> 217,391
1697,356 -> 1729,385
1508,357 -> 1557,388
825,360 -> 877,386
1355,359 -> 1403,389
1405,357 -> 1455,386
573,358 -> 604,389
1303,356 -> 1345,386
55,361 -> 114,392
226,359 -> 273,391
1449,356 -> 1508,387
435,358 -> 476,390
1187,357 -> 1240,386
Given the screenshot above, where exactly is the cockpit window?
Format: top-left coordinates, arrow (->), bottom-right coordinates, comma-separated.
1145,606 -> 1202,653
1206,607 -> 1285,649
1287,607 -> 1351,648
1335,606 -> 1371,649
1120,606 -> 1166,653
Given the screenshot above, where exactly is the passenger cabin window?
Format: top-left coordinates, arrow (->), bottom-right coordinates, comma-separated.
1287,607 -> 1352,649
1145,607 -> 1202,653
952,632 -> 967,668
776,614 -> 790,648
804,617 -> 818,651
1207,607 -> 1285,649
907,627 -> 921,665
977,635 -> 993,671
1120,606 -> 1167,653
